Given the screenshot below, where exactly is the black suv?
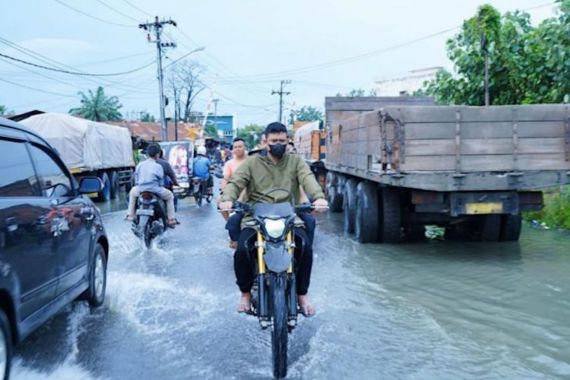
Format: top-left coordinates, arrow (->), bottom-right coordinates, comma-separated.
0,117 -> 109,379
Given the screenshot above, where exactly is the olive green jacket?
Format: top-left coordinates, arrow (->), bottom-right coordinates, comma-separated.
221,153 -> 325,205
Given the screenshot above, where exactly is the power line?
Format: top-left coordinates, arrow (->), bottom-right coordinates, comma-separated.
122,0 -> 153,17
0,52 -> 156,76
94,0 -> 140,22
53,0 -> 135,28
0,77 -> 75,98
0,36 -> 156,94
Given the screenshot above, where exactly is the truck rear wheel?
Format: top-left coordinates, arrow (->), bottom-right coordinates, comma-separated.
97,172 -> 112,202
110,171 -> 119,200
380,187 -> 401,243
354,182 -> 379,243
326,173 -> 342,212
500,213 -> 521,241
124,169 -> 135,193
343,179 -> 358,234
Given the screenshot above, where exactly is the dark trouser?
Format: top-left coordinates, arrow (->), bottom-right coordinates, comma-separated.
225,212 -> 244,241
234,227 -> 313,295
298,212 -> 316,246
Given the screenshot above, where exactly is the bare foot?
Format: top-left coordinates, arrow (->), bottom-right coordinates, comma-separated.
125,215 -> 134,222
236,292 -> 251,313
298,294 -> 316,317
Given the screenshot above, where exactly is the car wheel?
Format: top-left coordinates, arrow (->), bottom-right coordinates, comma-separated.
81,244 -> 107,307
0,309 -> 11,380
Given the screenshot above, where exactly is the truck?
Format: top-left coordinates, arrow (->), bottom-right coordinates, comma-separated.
19,112 -> 135,201
323,96 -> 570,243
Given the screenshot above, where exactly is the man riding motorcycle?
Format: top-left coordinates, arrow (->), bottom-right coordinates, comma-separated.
193,145 -> 213,196
126,143 -> 177,227
219,122 -> 328,316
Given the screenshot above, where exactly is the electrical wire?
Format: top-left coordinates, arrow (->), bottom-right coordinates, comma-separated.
0,77 -> 75,98
0,36 -> 156,94
122,0 -> 153,17
94,0 -> 140,23
0,52 -> 155,77
53,0 -> 135,28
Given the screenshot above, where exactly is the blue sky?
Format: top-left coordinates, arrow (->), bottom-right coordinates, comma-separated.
0,0 -> 558,127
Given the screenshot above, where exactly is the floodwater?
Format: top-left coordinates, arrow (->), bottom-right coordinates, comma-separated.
10,195 -> 570,379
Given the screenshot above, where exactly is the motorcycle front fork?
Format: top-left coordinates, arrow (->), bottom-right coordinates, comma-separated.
255,232 -> 298,330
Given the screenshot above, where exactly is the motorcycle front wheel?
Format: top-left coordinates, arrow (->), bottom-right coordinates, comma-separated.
271,274 -> 288,379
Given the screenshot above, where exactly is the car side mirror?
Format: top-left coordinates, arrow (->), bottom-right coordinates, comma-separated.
78,177 -> 104,194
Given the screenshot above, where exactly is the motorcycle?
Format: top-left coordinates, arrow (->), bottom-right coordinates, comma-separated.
230,193 -> 316,379
191,169 -> 214,207
131,191 -> 171,248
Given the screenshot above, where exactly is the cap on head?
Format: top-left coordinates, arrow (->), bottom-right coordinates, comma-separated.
197,146 -> 207,155
147,143 -> 161,158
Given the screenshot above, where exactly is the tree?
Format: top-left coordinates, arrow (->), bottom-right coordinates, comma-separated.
203,124 -> 218,139
141,112 -> 156,122
418,1 -> 570,105
69,86 -> 122,121
290,106 -> 324,123
0,105 -> 6,116
235,124 -> 265,149
167,60 -> 206,123
347,88 -> 366,97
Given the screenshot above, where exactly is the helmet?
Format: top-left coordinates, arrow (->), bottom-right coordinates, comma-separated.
147,143 -> 161,158
197,146 -> 207,155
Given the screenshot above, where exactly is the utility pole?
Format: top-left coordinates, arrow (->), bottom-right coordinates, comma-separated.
173,87 -> 179,141
139,17 -> 177,141
272,80 -> 291,124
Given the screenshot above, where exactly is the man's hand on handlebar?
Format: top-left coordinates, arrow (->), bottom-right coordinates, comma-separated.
312,198 -> 329,212
218,200 -> 233,211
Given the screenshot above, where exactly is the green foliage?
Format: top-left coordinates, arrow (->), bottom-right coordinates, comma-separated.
524,186 -> 570,229
141,112 -> 155,122
0,105 -> 6,115
347,88 -> 366,97
203,124 -> 218,139
291,106 -> 323,122
235,124 -> 264,149
69,86 -> 123,121
419,1 -> 570,105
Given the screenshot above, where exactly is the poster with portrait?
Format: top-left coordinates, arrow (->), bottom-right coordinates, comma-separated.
159,141 -> 194,188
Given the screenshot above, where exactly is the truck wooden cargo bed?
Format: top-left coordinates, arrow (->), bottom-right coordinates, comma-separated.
326,104 -> 570,191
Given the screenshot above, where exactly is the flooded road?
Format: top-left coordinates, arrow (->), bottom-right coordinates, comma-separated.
9,195 -> 570,379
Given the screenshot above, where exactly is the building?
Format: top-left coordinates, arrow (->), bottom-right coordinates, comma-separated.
373,67 -> 443,96
204,114 -> 235,143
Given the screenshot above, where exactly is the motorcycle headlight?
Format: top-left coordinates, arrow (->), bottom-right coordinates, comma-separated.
264,218 -> 286,239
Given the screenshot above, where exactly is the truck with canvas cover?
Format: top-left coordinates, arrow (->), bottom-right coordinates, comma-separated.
324,97 -> 570,243
19,112 -> 135,201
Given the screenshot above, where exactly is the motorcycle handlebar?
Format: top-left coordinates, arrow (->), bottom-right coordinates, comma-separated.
217,202 -> 328,213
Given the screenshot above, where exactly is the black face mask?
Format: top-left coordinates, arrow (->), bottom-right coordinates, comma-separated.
268,143 -> 287,159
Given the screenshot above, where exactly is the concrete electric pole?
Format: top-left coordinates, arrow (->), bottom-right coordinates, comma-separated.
139,17 -> 177,141
272,80 -> 291,124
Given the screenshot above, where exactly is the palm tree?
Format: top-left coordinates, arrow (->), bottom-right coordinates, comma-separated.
69,86 -> 123,121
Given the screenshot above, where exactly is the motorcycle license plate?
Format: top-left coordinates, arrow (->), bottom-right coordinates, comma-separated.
136,209 -> 154,216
